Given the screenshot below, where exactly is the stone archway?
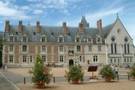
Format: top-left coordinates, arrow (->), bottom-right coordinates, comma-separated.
69,59 -> 74,66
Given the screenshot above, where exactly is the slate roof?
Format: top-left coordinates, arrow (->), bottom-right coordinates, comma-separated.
1,17 -> 115,43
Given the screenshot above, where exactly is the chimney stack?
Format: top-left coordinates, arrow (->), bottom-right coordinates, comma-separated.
18,20 -> 23,32
5,20 -> 10,32
36,21 -> 41,33
63,22 -> 68,35
79,23 -> 84,33
97,19 -> 102,32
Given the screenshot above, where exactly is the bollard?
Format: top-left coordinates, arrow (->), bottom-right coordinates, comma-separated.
53,77 -> 55,83
128,74 -> 130,80
24,77 -> 26,84
117,74 -> 119,81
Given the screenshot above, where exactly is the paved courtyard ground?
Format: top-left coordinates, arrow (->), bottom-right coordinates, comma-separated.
18,80 -> 135,90
0,67 -> 133,90
0,72 -> 19,90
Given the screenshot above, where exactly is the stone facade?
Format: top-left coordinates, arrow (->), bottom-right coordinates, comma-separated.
1,16 -> 135,67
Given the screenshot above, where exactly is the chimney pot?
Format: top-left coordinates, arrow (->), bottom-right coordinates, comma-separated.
97,19 -> 102,32
63,22 -> 68,35
63,22 -> 66,27
37,21 -> 40,26
5,20 -> 10,32
79,23 -> 84,32
18,20 -> 23,32
19,20 -> 22,25
36,21 -> 41,33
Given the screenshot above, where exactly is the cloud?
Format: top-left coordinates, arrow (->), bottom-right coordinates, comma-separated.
86,7 -> 124,21
0,1 -> 30,20
33,9 -> 43,15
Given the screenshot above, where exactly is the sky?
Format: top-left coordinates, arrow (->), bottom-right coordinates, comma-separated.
0,0 -> 135,44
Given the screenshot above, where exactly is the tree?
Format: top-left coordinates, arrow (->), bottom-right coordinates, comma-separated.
31,54 -> 52,88
65,65 -> 84,84
100,65 -> 116,82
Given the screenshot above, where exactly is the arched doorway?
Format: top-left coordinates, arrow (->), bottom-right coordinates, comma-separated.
69,59 -> 74,66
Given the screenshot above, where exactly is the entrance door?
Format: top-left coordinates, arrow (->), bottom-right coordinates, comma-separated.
69,59 -> 74,66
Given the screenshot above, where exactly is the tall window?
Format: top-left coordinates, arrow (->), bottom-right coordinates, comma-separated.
23,55 -> 27,63
9,45 -> 13,52
111,43 -> 117,54
88,38 -> 91,43
111,37 -> 117,54
114,43 -> 117,54
30,56 -> 33,63
79,56 -> 82,62
124,37 -> 130,54
42,55 -> 46,62
88,45 -> 92,51
59,46 -> 64,52
127,44 -> 130,54
42,45 -> 46,52
9,55 -> 13,63
93,56 -> 98,63
60,55 -> 64,62
77,45 -> 81,52
98,45 -> 101,51
22,45 -> 27,52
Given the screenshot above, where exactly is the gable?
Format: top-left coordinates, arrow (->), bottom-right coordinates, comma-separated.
106,18 -> 133,44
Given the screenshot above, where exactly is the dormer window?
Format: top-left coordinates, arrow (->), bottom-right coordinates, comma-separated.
33,32 -> 36,35
96,37 -> 102,43
51,32 -> 54,35
16,32 -> 18,35
83,38 -> 87,42
88,38 -> 92,43
76,37 -> 80,42
58,36 -> 64,43
42,37 -> 46,42
97,38 -> 100,42
10,36 -> 14,42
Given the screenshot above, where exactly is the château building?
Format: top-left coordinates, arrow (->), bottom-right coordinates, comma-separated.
1,16 -> 135,67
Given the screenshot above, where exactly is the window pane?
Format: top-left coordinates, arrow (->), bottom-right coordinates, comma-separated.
23,55 -> 27,62
9,55 -> 13,63
60,56 -> 63,62
22,45 -> 27,52
42,45 -> 46,52
42,55 -> 46,62
77,45 -> 81,52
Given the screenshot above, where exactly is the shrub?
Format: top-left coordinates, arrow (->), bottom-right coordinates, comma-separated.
65,65 -> 84,84
129,64 -> 135,79
31,54 -> 52,88
100,65 -> 116,82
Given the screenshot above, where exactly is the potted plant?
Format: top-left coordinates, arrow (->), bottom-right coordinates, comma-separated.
100,65 -> 116,82
30,55 -> 52,88
129,64 -> 135,80
65,65 -> 84,84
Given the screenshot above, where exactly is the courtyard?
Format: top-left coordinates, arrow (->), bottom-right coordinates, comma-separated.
0,67 -> 135,90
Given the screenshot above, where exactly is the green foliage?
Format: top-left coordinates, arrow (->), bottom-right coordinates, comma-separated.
129,64 -> 135,78
65,65 -> 84,83
31,54 -> 52,87
100,65 -> 116,80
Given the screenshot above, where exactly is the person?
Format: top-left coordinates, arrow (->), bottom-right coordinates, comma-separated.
114,65 -> 119,80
